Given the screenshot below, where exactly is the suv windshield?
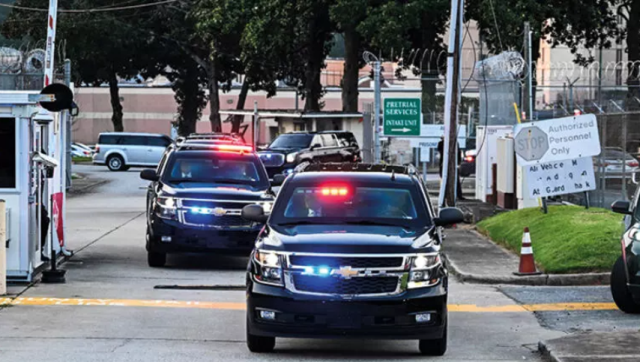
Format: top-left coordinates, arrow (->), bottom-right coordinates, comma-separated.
271,182 -> 430,228
269,134 -> 313,149
163,152 -> 269,189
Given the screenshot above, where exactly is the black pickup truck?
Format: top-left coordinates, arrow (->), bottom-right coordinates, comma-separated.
257,131 -> 361,178
240,163 -> 464,355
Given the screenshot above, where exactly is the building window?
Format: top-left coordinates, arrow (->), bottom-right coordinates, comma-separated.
0,119 -> 16,188
293,123 -> 306,131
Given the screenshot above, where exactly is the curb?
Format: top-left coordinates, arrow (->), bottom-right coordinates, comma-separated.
538,340 -> 560,362
68,179 -> 109,195
443,254 -> 610,286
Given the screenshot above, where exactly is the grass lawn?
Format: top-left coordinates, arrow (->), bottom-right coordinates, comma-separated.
72,156 -> 92,163
477,205 -> 625,274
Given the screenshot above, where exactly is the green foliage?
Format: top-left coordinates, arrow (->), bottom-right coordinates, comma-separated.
478,205 -> 623,273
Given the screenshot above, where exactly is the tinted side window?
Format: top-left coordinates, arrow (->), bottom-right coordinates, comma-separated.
321,134 -> 337,147
99,135 -> 120,145
122,136 -> 148,146
148,137 -> 170,147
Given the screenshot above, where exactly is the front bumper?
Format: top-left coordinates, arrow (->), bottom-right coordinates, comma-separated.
247,279 -> 447,340
148,216 -> 260,254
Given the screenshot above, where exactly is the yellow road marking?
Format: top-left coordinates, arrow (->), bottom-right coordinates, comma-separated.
0,297 -> 619,313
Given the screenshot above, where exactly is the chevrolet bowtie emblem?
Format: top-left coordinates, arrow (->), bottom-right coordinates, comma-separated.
212,207 -> 227,217
333,266 -> 359,279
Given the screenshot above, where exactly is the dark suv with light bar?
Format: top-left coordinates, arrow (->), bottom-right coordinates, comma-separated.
139,142 -> 274,267
240,163 -> 464,355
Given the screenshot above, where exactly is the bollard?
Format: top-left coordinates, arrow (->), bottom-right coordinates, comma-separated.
0,200 -> 6,296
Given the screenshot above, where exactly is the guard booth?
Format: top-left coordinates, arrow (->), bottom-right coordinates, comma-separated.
0,91 -> 61,282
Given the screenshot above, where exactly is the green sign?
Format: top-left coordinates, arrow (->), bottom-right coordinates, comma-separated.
383,98 -> 421,136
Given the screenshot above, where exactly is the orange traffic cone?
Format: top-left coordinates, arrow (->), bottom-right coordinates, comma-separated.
514,227 -> 541,276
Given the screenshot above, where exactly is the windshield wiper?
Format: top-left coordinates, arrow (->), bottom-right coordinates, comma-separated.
276,221 -> 324,227
342,219 -> 410,228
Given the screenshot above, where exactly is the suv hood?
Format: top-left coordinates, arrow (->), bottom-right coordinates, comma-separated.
262,224 -> 436,254
160,184 -> 273,201
259,148 -> 302,154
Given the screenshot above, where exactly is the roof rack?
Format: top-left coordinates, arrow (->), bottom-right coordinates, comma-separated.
185,132 -> 244,142
176,143 -> 254,154
295,162 -> 417,175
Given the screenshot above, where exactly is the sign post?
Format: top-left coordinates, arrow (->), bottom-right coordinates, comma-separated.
383,98 -> 421,136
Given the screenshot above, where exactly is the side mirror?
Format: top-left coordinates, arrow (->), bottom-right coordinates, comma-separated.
434,207 -> 464,227
612,200 -> 632,215
140,169 -> 159,182
242,204 -> 268,223
310,143 -> 322,151
271,174 -> 286,187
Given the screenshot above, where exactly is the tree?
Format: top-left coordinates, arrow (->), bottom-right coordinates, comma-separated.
2,0 -> 156,132
468,0 -> 621,105
618,0 -> 640,103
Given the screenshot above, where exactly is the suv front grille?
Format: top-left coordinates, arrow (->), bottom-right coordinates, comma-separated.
289,255 -> 404,269
259,153 -> 285,167
292,274 -> 399,295
183,213 -> 249,228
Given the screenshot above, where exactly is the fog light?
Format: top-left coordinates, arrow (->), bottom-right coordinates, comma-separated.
415,313 -> 431,323
259,310 -> 276,320
264,267 -> 282,279
161,236 -> 172,243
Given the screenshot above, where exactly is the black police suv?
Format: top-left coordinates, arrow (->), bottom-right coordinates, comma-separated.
257,131 -> 361,179
611,197 -> 640,313
240,163 -> 464,355
139,141 -> 275,267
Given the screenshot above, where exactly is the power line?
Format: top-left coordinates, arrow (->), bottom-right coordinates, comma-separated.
0,0 -> 177,13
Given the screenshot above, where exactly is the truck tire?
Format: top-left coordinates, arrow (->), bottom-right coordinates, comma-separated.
611,256 -> 640,313
246,321 -> 275,353
419,319 -> 447,356
107,155 -> 125,172
147,251 -> 166,268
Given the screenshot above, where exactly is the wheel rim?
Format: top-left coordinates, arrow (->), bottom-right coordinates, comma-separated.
110,158 -> 121,169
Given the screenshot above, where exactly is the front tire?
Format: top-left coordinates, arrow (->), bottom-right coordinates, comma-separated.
419,318 -> 447,356
611,256 -> 640,313
147,252 -> 166,268
107,155 -> 125,172
246,320 -> 275,353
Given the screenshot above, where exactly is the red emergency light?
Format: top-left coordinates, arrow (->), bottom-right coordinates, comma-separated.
321,187 -> 349,196
212,144 -> 253,153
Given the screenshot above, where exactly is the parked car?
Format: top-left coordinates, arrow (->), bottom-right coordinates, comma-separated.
73,142 -> 94,154
593,147 -> 639,179
93,132 -> 173,171
71,144 -> 92,158
241,162 -> 464,355
459,149 -> 476,177
139,142 -> 274,267
610,198 -> 640,313
257,131 -> 361,178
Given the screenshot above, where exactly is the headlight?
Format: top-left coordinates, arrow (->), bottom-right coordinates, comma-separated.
253,250 -> 284,286
408,254 -> 441,289
286,152 -> 298,163
155,196 -> 178,220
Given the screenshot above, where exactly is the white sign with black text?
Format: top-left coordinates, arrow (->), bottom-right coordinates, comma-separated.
514,114 -> 601,165
525,157 -> 596,198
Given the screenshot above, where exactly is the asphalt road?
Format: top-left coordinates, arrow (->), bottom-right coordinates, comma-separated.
0,164 -> 631,361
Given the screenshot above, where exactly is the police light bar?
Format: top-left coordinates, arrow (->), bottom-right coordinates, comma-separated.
214,144 -> 253,153
321,187 -> 349,196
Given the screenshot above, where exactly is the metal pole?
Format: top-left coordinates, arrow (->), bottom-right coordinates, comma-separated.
414,147 -> 419,168
253,101 -> 258,149
584,191 -> 590,209
64,59 -> 71,191
527,23 -> 534,120
623,114 -> 628,199
598,41 -> 603,109
0,200 -> 5,296
373,61 -> 381,163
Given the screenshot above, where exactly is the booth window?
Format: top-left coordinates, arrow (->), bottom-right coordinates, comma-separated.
0,119 -> 16,188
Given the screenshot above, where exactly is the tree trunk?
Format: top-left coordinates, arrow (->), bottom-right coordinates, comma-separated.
627,0 -> 640,109
303,17 -> 325,112
207,60 -> 222,132
176,65 -> 201,136
108,70 -> 124,132
231,80 -> 250,133
342,28 -> 360,112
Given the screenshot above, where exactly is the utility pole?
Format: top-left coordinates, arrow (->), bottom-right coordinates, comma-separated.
438,0 -> 464,207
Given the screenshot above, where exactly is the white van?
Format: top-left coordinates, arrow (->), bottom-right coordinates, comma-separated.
92,132 -> 173,171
